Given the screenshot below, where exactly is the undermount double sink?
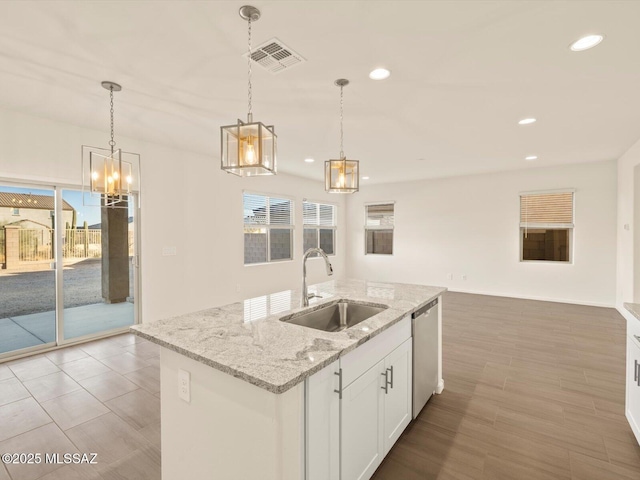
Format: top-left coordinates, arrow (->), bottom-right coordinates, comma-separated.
280,300 -> 388,332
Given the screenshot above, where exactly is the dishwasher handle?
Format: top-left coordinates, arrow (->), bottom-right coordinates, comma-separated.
412,299 -> 438,319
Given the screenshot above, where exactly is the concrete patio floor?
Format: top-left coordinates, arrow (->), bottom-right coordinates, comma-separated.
0,302 -> 134,355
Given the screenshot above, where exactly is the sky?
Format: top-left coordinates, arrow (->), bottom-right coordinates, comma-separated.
0,186 -> 133,227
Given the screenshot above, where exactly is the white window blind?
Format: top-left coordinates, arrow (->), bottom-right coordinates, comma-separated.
243,193 -> 293,264
520,192 -> 574,228
303,201 -> 336,255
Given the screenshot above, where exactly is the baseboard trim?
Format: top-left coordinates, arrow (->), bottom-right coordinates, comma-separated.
446,288 -> 615,308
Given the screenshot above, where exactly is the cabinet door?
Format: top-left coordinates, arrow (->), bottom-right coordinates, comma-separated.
383,338 -> 413,454
627,336 -> 640,437
306,360 -> 340,480
341,360 -> 385,480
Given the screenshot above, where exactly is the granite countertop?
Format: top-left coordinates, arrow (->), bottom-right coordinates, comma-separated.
131,278 -> 446,394
624,303 -> 640,321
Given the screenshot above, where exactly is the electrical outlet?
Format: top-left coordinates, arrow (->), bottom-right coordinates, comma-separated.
178,369 -> 190,403
446,273 -> 453,280
162,246 -> 177,256
462,274 -> 467,281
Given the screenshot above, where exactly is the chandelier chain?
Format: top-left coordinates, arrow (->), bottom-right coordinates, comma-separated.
339,84 -> 344,159
108,86 -> 116,152
247,17 -> 252,119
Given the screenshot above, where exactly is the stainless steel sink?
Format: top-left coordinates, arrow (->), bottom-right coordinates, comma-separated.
280,300 -> 387,332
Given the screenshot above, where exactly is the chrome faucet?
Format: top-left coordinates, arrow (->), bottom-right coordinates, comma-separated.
302,248 -> 333,307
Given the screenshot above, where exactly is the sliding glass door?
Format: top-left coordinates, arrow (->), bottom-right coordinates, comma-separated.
62,189 -> 136,340
0,185 -> 57,355
0,183 -> 139,358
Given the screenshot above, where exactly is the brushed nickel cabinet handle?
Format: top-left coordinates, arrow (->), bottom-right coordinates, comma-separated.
381,370 -> 389,394
334,369 -> 343,399
387,366 -> 394,389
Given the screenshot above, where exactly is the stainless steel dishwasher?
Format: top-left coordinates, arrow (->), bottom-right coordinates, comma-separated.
412,298 -> 439,419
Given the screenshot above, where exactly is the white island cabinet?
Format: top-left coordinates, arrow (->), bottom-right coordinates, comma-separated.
132,279 -> 445,480
307,316 -> 413,480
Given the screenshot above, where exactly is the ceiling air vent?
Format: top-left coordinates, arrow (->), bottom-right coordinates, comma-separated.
243,38 -> 305,74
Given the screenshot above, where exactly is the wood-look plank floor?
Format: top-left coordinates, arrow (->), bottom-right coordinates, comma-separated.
372,291 -> 640,480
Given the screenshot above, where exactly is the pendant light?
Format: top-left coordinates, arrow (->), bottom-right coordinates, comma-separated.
220,5 -> 277,177
82,81 -> 140,208
325,79 -> 359,193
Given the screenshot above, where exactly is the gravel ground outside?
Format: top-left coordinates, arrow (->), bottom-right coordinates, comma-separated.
0,259 -> 134,318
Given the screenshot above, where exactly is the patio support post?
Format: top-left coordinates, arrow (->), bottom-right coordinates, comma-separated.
101,200 -> 130,304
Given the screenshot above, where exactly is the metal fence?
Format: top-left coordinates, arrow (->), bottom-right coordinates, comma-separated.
63,229 -> 102,259
18,229 -> 54,261
15,228 -> 134,262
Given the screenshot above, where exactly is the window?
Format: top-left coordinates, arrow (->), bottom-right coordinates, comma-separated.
303,201 -> 336,256
520,191 -> 574,262
243,193 -> 293,264
12,208 -> 19,215
365,203 -> 394,255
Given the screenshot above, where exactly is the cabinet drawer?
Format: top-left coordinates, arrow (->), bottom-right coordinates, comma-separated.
340,316 -> 411,388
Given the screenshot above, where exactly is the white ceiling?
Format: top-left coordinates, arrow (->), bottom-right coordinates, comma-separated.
0,1 -> 639,184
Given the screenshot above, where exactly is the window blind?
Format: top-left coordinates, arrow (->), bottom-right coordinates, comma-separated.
243,194 -> 267,225
244,194 -> 292,226
365,203 -> 394,229
303,201 -> 336,226
520,192 -> 574,227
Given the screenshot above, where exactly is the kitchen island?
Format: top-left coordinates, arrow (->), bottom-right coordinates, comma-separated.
131,279 -> 445,480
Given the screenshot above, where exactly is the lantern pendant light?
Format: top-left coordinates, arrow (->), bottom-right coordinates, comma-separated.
325,79 -> 359,193
81,81 -> 140,208
220,5 -> 277,177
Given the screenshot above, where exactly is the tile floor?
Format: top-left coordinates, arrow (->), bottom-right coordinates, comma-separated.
1,292 -> 640,479
0,333 -> 159,480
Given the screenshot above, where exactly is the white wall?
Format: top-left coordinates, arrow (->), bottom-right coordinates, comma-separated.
0,108 -> 347,323
345,161 -> 617,307
616,136 -> 640,310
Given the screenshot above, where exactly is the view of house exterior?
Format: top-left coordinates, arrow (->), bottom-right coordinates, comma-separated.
0,192 -> 75,228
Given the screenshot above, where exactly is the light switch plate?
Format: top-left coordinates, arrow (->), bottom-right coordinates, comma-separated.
178,369 -> 190,403
162,246 -> 177,256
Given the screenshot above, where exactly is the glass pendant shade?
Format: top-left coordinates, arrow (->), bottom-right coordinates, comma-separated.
221,118 -> 277,176
325,158 -> 359,193
82,145 -> 140,207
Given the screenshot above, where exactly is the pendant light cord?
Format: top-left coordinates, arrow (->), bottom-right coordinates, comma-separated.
247,17 -> 253,122
109,86 -> 116,154
339,84 -> 344,159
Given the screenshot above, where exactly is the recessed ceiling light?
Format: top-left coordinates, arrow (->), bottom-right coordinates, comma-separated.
362,176 -> 370,180
369,68 -> 391,80
570,34 -> 604,52
525,155 -> 538,161
518,118 -> 537,125
304,158 -> 314,163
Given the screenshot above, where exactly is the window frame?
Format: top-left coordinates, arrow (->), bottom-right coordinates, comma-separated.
519,189 -> 575,264
364,201 -> 395,256
12,208 -> 19,216
302,199 -> 337,257
243,191 -> 295,266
